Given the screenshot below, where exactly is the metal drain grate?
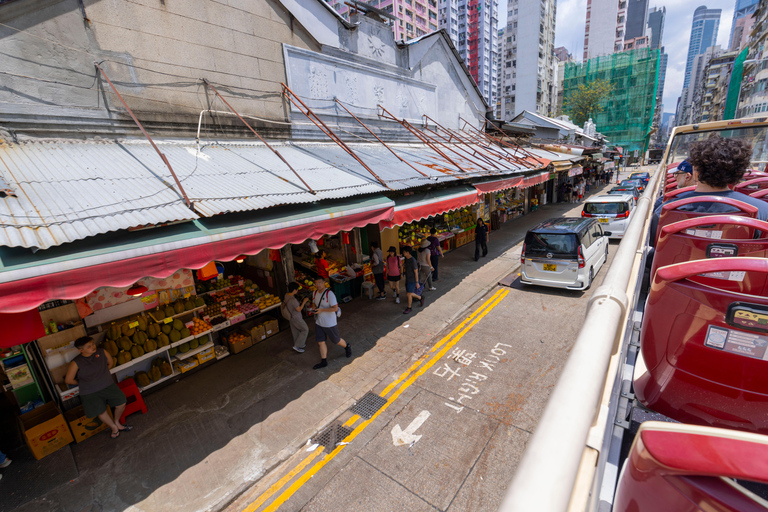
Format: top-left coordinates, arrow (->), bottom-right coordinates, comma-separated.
312,422 -> 353,452
350,392 -> 388,420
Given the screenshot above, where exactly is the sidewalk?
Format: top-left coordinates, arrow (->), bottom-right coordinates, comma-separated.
7,183 -> 618,512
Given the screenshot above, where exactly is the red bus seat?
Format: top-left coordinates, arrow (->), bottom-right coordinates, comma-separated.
663,185 -> 696,201
656,196 -> 759,245
652,216 -> 768,284
750,188 -> 768,203
743,170 -> 768,180
636,257 -> 768,433
735,177 -> 768,194
615,421 -> 768,512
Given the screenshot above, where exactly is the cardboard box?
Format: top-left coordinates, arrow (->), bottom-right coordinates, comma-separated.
263,319 -> 280,338
7,363 -> 34,390
20,402 -> 74,460
226,330 -> 252,354
64,404 -> 112,443
197,346 -> 216,364
249,323 -> 266,343
173,358 -> 199,374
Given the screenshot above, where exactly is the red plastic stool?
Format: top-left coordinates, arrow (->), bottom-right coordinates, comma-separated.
117,378 -> 147,423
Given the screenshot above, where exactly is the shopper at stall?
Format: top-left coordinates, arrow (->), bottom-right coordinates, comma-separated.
65,336 -> 132,439
474,218 -> 489,261
417,239 -> 436,291
284,282 -> 309,353
385,246 -> 402,304
315,250 -> 330,279
370,242 -> 386,300
426,228 -> 444,282
310,278 -> 351,369
402,246 -> 425,314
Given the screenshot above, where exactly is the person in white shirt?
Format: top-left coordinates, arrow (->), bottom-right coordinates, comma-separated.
310,277 -> 352,369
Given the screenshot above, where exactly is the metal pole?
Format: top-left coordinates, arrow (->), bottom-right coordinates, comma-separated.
95,63 -> 192,208
202,79 -> 317,195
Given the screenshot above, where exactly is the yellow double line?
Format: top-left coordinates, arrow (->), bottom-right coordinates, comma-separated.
245,288 -> 510,512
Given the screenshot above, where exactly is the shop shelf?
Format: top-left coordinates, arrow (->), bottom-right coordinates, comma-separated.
171,328 -> 212,347
110,348 -> 162,374
172,340 -> 213,361
259,303 -> 281,314
148,306 -> 204,324
212,320 -> 231,332
137,368 -> 178,392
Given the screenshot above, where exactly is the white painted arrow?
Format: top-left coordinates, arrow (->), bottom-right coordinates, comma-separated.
391,410 -> 431,446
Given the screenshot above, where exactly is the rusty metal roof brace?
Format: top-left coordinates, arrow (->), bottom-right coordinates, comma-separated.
333,99 -> 429,178
377,106 -> 470,174
449,122 -> 535,169
420,115 -> 507,171
94,63 -> 192,208
282,84 -> 391,190
202,79 -> 316,195
460,117 -> 547,167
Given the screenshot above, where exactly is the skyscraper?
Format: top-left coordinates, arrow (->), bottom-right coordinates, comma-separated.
729,0 -> 759,50
325,0 -> 438,41
583,0 -> 627,59
625,0 -> 649,41
682,6 -> 721,89
438,0 -> 460,46
498,0 -> 557,118
647,6 -> 665,50
454,0 -> 499,107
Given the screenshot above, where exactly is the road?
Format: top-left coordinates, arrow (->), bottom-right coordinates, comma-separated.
224,172 -> 640,511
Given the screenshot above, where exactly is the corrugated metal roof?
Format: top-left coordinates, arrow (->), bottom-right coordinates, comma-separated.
0,137 -> 541,250
0,139 -> 198,250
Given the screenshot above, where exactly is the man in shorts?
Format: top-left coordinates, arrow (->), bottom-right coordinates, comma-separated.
310,277 -> 352,369
65,336 -> 132,439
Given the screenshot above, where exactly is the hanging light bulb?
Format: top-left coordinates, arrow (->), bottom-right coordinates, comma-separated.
126,283 -> 148,297
235,255 -> 246,264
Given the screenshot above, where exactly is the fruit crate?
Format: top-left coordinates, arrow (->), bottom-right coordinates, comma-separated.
197,346 -> 215,364
173,358 -> 199,374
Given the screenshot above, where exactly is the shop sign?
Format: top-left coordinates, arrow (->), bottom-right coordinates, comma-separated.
141,292 -> 158,311
549,172 -> 556,180
185,321 -> 194,329
128,321 -> 139,329
568,166 -> 584,177
163,317 -> 174,324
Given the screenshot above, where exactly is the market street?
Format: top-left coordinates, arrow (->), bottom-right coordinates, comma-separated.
3,168 -> 640,512
223,173 -> 635,512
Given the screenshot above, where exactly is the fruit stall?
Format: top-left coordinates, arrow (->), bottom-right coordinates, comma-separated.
22,266 -> 288,415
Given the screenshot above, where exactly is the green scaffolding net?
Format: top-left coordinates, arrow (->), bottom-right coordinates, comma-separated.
563,48 -> 660,154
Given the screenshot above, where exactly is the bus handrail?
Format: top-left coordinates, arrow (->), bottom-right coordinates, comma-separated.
498,165 -> 663,512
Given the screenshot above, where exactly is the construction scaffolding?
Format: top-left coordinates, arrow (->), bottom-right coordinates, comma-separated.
563,48 -> 660,154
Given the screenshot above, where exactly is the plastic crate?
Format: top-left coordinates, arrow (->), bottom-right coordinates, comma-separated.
330,279 -> 352,301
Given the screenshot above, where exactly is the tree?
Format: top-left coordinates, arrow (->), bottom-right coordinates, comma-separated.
563,80 -> 613,127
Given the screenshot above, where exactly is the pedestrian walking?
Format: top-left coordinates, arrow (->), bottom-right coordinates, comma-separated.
65,337 -> 132,439
474,218 -> 489,261
310,277 -> 351,369
426,228 -> 444,281
369,242 -> 386,300
401,246 -> 425,314
385,246 -> 402,304
577,180 -> 585,201
565,182 -> 573,203
283,282 -> 309,353
417,239 -> 436,290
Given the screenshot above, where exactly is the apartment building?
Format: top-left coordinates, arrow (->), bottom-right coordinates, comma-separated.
454,0 -> 499,107
584,0 -> 627,59
326,0 -> 438,40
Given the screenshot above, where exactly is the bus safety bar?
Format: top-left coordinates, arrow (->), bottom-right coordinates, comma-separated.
499,166 -> 663,511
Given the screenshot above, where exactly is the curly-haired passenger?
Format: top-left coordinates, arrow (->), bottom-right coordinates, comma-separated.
688,135 -> 753,188
650,134 -> 768,243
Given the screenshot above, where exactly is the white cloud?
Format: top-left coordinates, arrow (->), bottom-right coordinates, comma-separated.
498,0 -> 737,113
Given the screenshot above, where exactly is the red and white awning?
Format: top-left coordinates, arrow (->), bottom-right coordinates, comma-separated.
379,187 -> 480,229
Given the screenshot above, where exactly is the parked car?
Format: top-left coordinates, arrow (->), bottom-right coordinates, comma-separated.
620,179 -> 645,193
520,218 -> 610,291
629,172 -> 650,186
581,194 -> 635,239
608,185 -> 640,201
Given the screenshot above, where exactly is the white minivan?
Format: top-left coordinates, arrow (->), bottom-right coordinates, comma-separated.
582,194 -> 635,239
520,218 -> 610,291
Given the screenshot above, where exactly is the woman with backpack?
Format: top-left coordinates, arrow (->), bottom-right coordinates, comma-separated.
384,246 -> 402,304
283,282 -> 309,353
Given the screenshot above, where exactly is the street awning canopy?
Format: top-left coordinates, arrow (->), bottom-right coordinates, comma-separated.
520,171 -> 551,188
0,196 -> 394,313
473,176 -> 525,195
379,186 -> 479,229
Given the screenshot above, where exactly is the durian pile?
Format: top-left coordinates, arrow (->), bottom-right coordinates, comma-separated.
169,335 -> 203,358
133,357 -> 174,388
150,297 -> 205,322
102,314 -> 191,368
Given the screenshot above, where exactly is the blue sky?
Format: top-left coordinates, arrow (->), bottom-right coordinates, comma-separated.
499,0 -> 736,114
